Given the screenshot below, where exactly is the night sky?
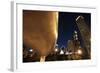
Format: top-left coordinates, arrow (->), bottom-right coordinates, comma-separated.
57,12 -> 91,48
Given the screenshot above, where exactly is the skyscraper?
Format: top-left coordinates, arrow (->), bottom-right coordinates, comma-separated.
76,16 -> 91,59
67,30 -> 83,60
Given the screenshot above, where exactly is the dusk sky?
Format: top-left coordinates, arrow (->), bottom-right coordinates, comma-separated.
57,12 -> 91,48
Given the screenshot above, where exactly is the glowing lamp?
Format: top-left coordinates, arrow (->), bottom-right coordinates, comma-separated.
77,49 -> 82,55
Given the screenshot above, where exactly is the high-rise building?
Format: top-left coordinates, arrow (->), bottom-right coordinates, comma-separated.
67,30 -> 83,60
73,31 -> 81,51
67,40 -> 74,53
76,16 -> 91,59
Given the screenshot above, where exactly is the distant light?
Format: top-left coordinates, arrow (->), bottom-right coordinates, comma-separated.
29,49 -> 33,52
65,52 -> 73,55
60,50 -> 64,55
74,30 -> 77,34
55,48 -> 58,52
77,49 -> 82,55
65,52 -> 69,55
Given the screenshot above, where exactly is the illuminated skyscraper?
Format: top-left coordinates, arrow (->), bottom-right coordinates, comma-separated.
73,31 -> 81,51
76,16 -> 91,59
67,30 -> 83,60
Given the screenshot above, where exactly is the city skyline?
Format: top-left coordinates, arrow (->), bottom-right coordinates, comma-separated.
57,12 -> 91,49
23,10 -> 91,62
